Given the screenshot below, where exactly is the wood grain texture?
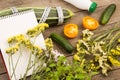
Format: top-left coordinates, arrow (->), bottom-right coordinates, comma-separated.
0,53 -> 7,74
0,0 -> 120,80
92,68 -> 120,80
0,73 -> 9,80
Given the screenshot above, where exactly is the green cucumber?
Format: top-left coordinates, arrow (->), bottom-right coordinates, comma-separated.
50,33 -> 74,53
0,7 -> 74,26
100,4 -> 116,25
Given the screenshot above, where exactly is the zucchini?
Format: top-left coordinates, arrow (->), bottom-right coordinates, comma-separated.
0,7 -> 74,26
50,33 -> 74,53
100,4 -> 116,25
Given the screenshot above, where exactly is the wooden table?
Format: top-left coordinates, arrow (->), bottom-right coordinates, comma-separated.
0,0 -> 120,80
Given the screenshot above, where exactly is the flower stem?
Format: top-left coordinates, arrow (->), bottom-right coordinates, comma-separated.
107,31 -> 120,51
94,27 -> 120,41
11,46 -> 22,78
10,54 -> 17,80
23,51 -> 32,80
8,54 -> 11,80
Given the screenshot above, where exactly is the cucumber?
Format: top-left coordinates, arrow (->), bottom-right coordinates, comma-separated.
0,7 -> 74,26
50,33 -> 74,53
100,4 -> 116,25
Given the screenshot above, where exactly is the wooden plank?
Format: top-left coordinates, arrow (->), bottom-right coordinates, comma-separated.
0,53 -> 7,74
18,0 -> 117,13
94,0 -> 116,7
0,0 -> 23,9
17,0 -> 115,12
92,68 -> 120,80
0,0 -> 117,12
0,73 -> 9,80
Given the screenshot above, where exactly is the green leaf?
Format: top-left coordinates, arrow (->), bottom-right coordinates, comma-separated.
64,65 -> 71,71
58,56 -> 66,62
34,75 -> 41,80
53,72 -> 60,80
91,71 -> 99,76
75,73 -> 86,79
74,67 -> 83,73
49,63 -> 56,67
66,76 -> 72,80
45,67 -> 51,72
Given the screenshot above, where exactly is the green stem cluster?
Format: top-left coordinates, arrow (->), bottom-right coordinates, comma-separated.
75,25 -> 120,76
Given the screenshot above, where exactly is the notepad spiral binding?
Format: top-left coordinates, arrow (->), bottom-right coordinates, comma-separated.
0,9 -> 33,20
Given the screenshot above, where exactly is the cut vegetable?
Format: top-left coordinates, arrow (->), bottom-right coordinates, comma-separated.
50,33 -> 74,53
0,7 -> 74,26
82,16 -> 99,30
100,4 -> 116,25
64,24 -> 78,38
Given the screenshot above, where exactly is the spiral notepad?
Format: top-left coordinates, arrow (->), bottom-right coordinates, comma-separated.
0,10 -> 46,80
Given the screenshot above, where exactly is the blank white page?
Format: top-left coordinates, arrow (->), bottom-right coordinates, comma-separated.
0,10 -> 46,80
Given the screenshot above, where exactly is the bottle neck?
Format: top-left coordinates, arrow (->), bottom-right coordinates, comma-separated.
64,0 -> 97,12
